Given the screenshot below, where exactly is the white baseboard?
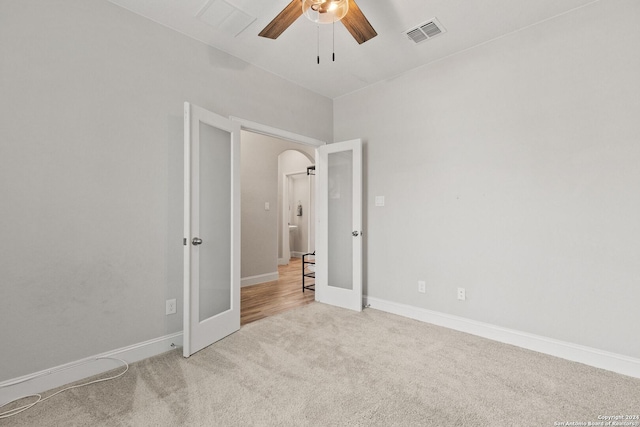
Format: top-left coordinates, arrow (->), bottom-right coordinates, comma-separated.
278,258 -> 288,266
290,251 -> 304,258
241,272 -> 279,288
6,298 -> 637,409
364,296 -> 640,379
0,332 -> 183,406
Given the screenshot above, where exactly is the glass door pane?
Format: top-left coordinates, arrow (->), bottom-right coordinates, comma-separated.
198,122 -> 231,321
327,150 -> 353,290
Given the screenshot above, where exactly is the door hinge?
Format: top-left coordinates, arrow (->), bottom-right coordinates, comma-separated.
183,238 -> 187,246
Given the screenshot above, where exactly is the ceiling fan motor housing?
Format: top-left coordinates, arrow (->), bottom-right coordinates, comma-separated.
259,0 -> 376,45
303,0 -> 349,24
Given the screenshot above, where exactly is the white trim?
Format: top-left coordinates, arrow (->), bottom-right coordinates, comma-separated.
183,103 -> 192,357
277,257 -> 289,266
0,333 -> 183,405
364,296 -> 640,379
241,272 -> 279,287
229,116 -> 326,147
283,170 -> 312,265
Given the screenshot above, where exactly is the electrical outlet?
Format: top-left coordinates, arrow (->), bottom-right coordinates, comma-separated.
457,288 -> 466,301
166,298 -> 177,315
418,280 -> 426,293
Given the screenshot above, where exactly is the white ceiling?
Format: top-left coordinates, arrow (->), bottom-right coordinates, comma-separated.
108,0 -> 597,99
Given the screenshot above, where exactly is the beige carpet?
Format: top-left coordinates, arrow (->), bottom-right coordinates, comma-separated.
4,303 -> 640,426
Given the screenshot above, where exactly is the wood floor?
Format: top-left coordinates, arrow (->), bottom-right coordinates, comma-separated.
241,257 -> 315,325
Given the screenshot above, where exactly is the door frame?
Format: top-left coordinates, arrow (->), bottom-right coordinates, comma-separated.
230,116 -> 325,272
282,170 -> 314,261
229,117 -> 326,149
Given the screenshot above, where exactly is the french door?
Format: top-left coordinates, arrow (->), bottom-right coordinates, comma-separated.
183,102 -> 240,357
315,139 -> 363,311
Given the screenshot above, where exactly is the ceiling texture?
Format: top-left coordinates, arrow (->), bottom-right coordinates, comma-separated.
108,0 -> 598,99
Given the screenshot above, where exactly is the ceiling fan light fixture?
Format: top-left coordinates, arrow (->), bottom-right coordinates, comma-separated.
303,0 -> 348,24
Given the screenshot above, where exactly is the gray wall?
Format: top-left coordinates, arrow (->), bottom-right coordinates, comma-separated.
334,0 -> 640,359
0,0 -> 331,381
240,132 -> 315,279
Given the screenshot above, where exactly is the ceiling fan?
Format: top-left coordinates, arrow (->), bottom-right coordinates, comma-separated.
259,0 -> 377,45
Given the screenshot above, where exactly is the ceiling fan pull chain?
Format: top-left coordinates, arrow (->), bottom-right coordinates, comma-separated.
317,24 -> 320,64
332,20 -> 335,62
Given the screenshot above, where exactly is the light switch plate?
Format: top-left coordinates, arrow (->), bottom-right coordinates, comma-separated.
166,299 -> 177,315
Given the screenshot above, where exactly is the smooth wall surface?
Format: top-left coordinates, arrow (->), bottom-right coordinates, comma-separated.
334,0 -> 640,358
240,132 -> 315,279
0,0 -> 331,381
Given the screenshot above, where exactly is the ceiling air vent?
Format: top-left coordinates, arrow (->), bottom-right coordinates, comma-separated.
405,18 -> 446,44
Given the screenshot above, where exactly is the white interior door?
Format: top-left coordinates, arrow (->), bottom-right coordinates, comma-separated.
316,139 -> 363,311
183,102 -> 240,357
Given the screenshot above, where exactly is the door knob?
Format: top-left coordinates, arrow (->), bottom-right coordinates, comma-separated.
352,231 -> 359,237
192,237 -> 203,246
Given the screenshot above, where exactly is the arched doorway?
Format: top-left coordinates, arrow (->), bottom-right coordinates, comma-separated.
277,149 -> 315,265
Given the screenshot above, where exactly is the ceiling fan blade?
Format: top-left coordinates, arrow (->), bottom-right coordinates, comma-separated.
341,0 -> 377,44
259,0 -> 305,39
